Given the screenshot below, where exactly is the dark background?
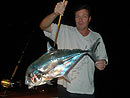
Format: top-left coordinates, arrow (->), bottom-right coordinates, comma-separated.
0,0 -> 129,98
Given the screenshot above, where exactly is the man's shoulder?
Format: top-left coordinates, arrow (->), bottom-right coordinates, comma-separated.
89,29 -> 102,40
89,29 -> 100,36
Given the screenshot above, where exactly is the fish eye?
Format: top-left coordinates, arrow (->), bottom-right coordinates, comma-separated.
28,73 -> 33,78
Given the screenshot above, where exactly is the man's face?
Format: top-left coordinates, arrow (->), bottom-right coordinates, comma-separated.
75,9 -> 91,31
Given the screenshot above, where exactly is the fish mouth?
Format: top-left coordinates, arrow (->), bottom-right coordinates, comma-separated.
25,73 -> 43,89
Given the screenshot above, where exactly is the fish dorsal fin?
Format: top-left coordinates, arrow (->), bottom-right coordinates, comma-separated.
47,42 -> 55,53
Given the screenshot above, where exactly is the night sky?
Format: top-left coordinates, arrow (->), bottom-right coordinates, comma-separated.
0,0 -> 129,97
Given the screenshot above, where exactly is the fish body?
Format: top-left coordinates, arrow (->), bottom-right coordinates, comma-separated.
25,38 -> 100,89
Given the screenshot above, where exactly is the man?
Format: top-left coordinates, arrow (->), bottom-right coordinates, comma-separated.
40,1 -> 108,98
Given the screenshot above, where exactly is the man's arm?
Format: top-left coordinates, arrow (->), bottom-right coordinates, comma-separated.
40,13 -> 58,33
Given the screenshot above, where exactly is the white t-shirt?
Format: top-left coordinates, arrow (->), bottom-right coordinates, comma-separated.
44,23 -> 108,94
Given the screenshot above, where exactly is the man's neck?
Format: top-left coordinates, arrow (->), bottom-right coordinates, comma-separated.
78,28 -> 90,36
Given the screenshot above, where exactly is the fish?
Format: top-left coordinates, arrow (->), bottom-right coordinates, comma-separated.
25,38 -> 100,89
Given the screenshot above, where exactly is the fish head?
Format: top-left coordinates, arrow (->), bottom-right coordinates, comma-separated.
25,68 -> 45,89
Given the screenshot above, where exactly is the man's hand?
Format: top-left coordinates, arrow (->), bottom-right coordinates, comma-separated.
54,1 -> 68,16
95,59 -> 107,70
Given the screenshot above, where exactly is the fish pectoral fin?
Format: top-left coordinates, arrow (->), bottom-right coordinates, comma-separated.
63,75 -> 71,83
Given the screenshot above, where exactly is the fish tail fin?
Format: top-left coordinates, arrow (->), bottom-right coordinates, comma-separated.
87,38 -> 100,63
91,38 -> 100,53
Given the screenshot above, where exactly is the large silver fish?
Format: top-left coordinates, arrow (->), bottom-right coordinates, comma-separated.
25,38 -> 100,89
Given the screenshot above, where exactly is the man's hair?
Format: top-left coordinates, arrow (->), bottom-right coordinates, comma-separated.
74,4 -> 91,17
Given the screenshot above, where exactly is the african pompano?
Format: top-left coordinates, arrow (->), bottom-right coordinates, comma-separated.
25,38 -> 100,89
